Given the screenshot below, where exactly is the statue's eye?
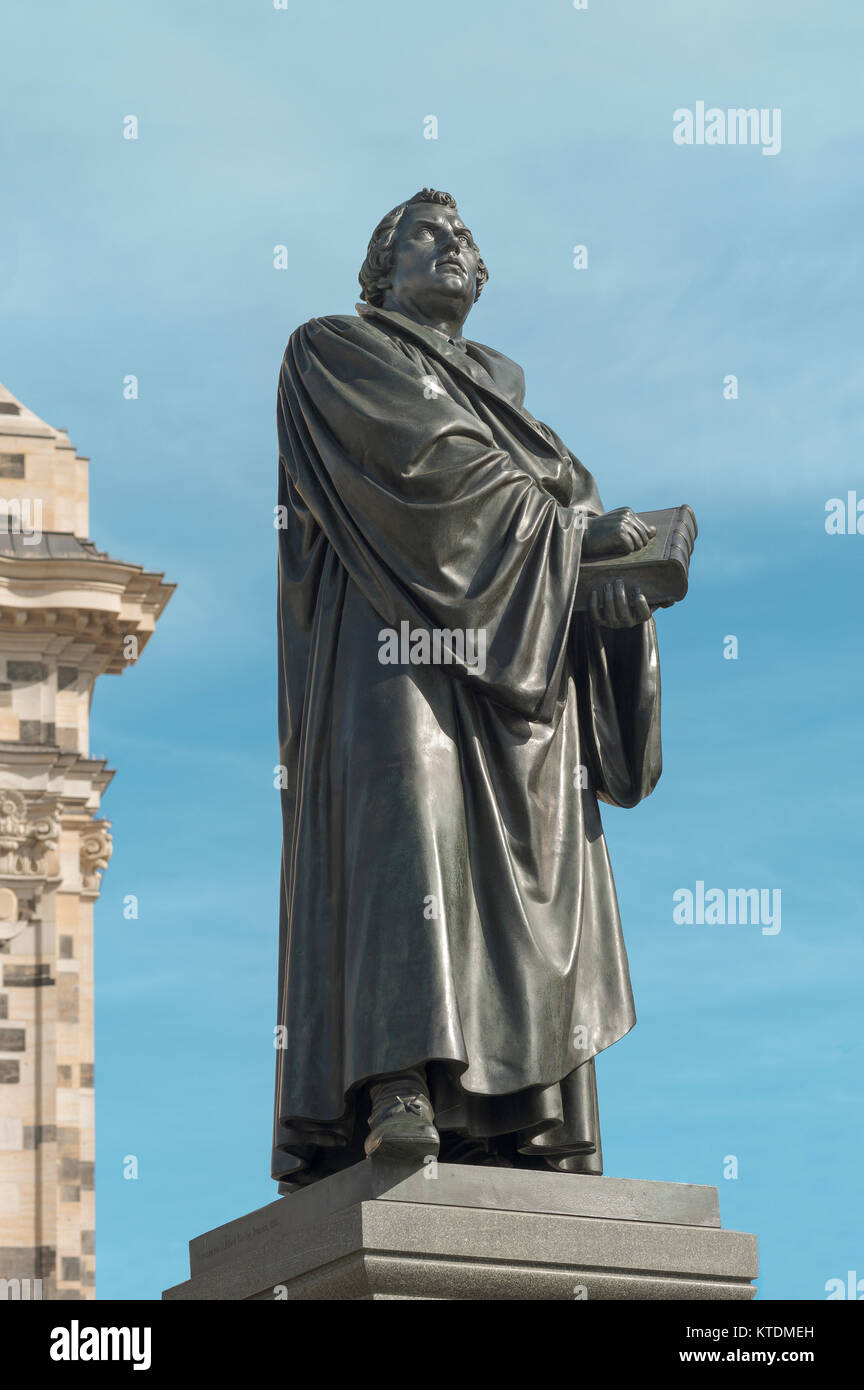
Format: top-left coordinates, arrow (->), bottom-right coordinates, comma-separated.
457,232 -> 471,246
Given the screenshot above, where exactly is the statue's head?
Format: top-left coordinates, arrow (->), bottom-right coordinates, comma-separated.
358,189 -> 488,328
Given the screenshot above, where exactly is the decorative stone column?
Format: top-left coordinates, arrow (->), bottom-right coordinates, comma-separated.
0,380 -> 173,1299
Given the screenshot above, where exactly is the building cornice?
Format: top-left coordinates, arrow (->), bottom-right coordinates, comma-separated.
0,545 -> 174,673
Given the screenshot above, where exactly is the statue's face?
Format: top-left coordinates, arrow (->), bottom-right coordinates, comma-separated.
385,202 -> 479,323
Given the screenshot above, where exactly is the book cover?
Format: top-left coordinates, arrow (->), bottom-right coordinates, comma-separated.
574,504 -> 698,610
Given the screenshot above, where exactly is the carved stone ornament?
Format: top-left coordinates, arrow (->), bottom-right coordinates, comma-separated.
80,822 -> 112,890
0,790 -> 61,875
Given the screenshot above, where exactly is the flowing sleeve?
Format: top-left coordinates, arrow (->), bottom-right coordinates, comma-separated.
278,315 -> 588,721
573,615 -> 662,808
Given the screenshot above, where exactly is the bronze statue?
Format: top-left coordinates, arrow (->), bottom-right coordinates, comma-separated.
272,188 -> 675,1190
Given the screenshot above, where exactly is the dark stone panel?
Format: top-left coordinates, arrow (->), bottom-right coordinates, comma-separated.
14,719 -> 56,745
80,1062 -> 94,1087
81,1230 -> 95,1255
23,1124 -> 56,1149
79,1161 -> 95,1190
0,1027 -> 25,1051
82,1270 -> 95,1286
0,1246 -> 55,1278
0,453 -> 25,476
3,963 -> 53,987
59,1157 -> 80,1182
57,1064 -> 73,1086
61,1257 -> 81,1283
0,994 -> 6,1019
60,1186 -> 80,1203
0,1060 -> 20,1082
7,661 -> 47,682
57,666 -> 78,691
59,935 -> 74,959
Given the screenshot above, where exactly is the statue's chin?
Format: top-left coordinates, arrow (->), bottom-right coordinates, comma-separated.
382,284 -> 472,324
418,285 -> 473,318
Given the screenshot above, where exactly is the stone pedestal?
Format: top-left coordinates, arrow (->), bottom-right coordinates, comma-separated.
163,1161 -> 758,1300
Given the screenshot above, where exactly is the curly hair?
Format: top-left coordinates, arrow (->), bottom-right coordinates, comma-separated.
358,189 -> 489,307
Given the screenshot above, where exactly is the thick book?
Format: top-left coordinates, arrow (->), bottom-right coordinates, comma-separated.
574,505 -> 698,610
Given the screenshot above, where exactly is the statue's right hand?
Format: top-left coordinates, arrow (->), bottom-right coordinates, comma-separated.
582,507 -> 655,560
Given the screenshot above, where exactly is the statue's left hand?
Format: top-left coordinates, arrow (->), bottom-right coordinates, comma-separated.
588,581 -> 657,629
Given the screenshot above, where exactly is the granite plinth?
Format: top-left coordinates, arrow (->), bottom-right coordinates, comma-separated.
163,1160 -> 758,1301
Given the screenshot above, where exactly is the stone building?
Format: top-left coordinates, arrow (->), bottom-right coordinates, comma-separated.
0,381 -> 172,1299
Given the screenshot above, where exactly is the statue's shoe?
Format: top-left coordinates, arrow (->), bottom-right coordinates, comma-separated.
364,1093 -> 440,1161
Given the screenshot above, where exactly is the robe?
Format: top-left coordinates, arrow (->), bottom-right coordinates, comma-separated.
271,303 -> 662,1187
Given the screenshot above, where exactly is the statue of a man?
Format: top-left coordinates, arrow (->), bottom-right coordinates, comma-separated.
272,188 -> 662,1190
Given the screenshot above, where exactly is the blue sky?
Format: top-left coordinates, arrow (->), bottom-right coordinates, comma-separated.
2,0 -> 862,1300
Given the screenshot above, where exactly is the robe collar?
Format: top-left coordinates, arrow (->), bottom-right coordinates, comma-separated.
355,303 -> 561,458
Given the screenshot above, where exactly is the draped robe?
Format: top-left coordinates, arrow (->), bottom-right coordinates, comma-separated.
271,303 -> 662,1187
